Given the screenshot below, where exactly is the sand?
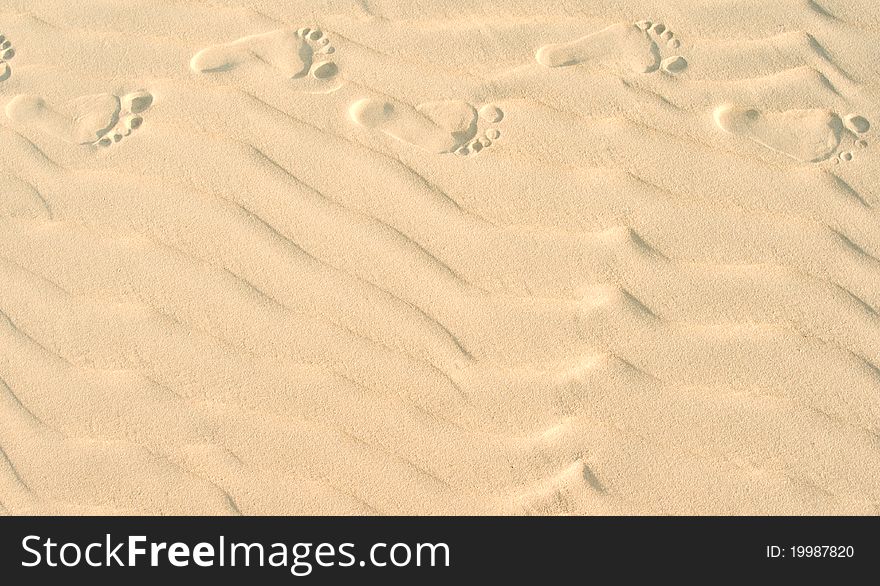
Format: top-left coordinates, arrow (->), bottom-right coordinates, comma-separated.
0,0 -> 878,515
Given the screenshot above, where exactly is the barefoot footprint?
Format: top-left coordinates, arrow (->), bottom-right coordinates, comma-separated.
190,27 -> 338,82
349,98 -> 503,155
0,33 -> 15,82
5,90 -> 153,147
535,20 -> 687,75
713,105 -> 871,164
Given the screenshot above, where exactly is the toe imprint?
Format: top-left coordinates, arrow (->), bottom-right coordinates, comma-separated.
479,104 -> 504,123
843,114 -> 870,134
311,61 -> 338,80
0,33 -> 15,82
123,90 -> 153,115
124,114 -> 143,131
661,55 -> 687,73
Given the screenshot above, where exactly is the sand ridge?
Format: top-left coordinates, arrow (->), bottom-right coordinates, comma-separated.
0,0 -> 879,515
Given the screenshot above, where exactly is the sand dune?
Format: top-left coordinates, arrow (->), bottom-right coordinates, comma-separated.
0,0 -> 879,515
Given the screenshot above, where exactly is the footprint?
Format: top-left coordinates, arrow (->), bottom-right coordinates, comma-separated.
714,105 -> 870,163
535,20 -> 687,75
0,34 -> 15,82
5,90 -> 153,147
5,93 -> 121,145
190,27 -> 338,82
349,98 -> 503,155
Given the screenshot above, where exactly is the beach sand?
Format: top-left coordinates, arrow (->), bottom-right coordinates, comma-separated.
0,0 -> 878,514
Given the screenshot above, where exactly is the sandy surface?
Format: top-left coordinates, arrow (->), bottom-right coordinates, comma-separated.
0,0 -> 878,515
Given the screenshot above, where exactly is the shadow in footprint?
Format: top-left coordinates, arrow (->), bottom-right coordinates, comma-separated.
582,464 -> 607,493
0,33 -> 15,81
96,90 -> 154,148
